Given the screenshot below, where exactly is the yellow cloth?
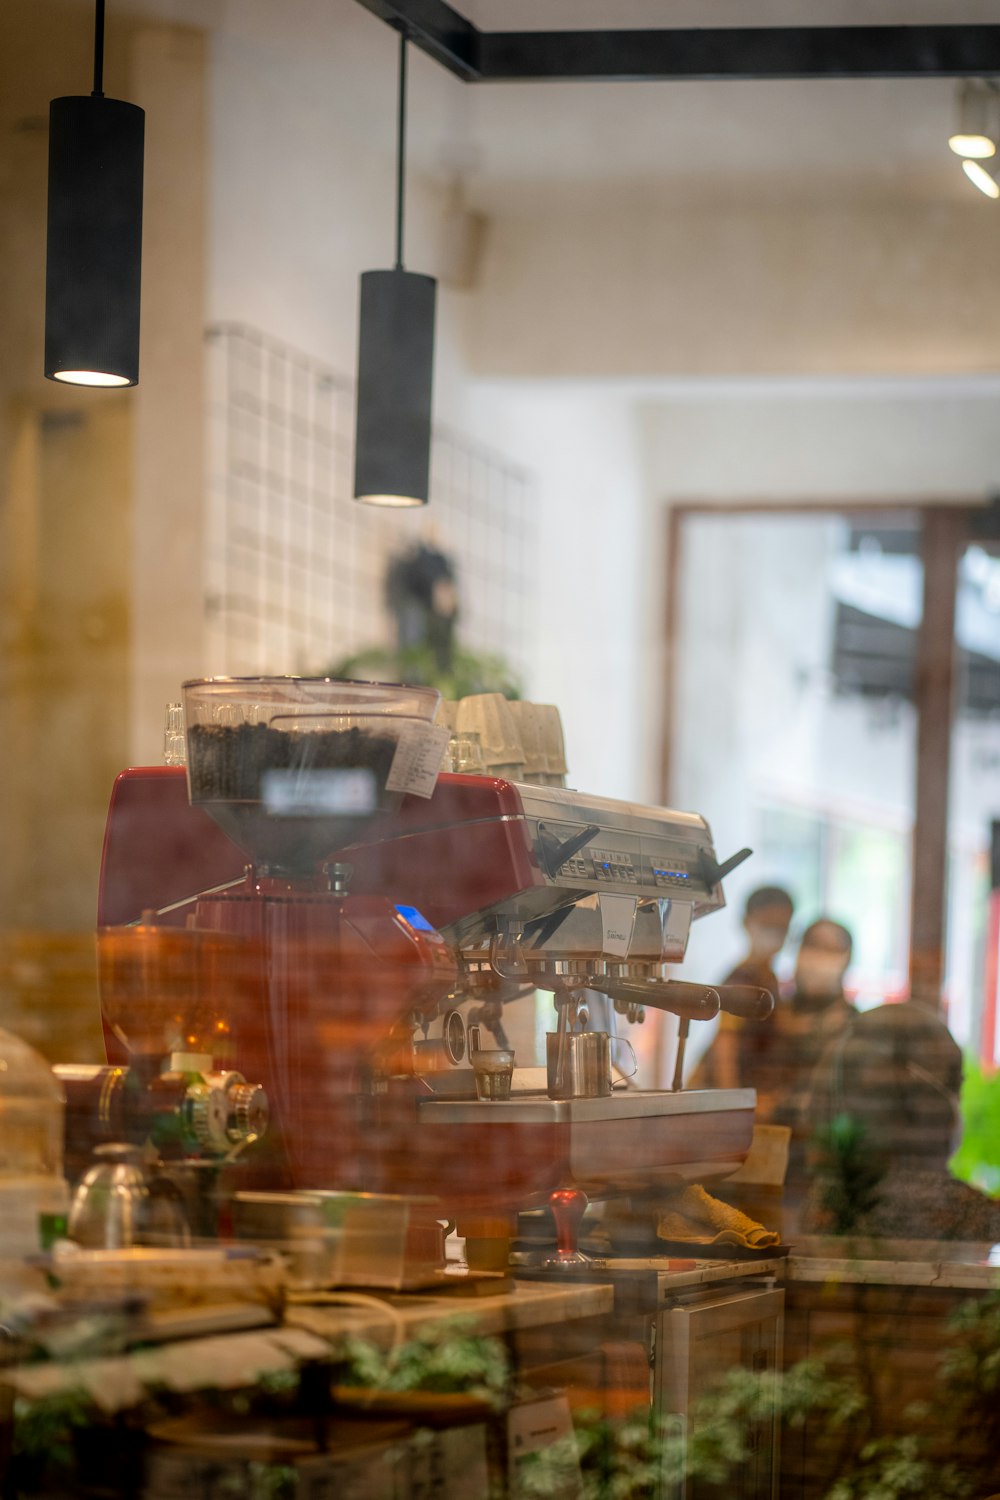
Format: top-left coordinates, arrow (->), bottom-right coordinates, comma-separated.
655,1183 -> 780,1249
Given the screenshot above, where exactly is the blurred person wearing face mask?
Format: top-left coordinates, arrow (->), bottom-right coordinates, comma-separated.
745,919 -> 856,1123
730,888 -> 796,1000
692,886 -> 794,1090
793,920 -> 855,1011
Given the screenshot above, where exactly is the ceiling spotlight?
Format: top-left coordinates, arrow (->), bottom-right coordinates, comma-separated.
354,33 -> 436,509
962,158 -> 1000,199
45,0 -> 144,388
948,80 -> 998,160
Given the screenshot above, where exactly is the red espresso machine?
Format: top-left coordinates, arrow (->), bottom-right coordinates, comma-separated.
93,677 -> 770,1262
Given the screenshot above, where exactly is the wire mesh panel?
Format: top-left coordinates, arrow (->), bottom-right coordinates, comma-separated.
205,322 -> 535,680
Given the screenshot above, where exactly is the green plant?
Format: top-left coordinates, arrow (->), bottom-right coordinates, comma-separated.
326,644 -> 522,701
338,1316 -> 511,1409
214,1461 -> 298,1500
8,1385 -> 94,1495
811,1113 -> 886,1234
574,1407 -> 682,1500
225,1365 -> 301,1418
822,1434 -> 967,1500
513,1361 -> 865,1500
936,1289 -> 1000,1487
11,1387 -> 92,1472
515,1297 -> 1000,1500
951,1058 -> 1000,1197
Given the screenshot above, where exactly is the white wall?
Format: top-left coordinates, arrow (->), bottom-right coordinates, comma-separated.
637,380 -> 1000,502
208,0 -> 474,427
130,25 -> 209,762
466,382 -> 648,800
470,199 -> 1000,381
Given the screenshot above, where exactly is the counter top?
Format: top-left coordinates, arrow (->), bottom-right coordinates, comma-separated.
1,1279 -> 614,1416
515,1254 -> 785,1292
516,1242 -> 1000,1295
6,1245 -> 998,1418
285,1276 -> 613,1344
786,1239 -> 1000,1291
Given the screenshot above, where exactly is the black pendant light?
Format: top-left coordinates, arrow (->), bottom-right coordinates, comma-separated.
354,31 -> 437,508
45,0 -> 144,388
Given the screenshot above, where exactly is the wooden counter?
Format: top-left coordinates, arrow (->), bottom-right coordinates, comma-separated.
787,1235 -> 1000,1291
2,1278 -> 614,1415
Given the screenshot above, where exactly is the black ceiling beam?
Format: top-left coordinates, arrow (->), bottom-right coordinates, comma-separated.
479,26 -> 1000,82
353,0 -> 481,80
352,6 -> 1000,83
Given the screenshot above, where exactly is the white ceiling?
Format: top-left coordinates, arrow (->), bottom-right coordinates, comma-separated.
416,0 -> 1000,208
447,76 -> 965,209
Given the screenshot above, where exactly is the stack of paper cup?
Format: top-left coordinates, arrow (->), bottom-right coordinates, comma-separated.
435,700 -> 460,733
534,704 -> 568,786
506,701 -> 546,783
455,694 -> 525,780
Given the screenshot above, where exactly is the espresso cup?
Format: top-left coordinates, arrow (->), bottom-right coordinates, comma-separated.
470,1047 -> 515,1100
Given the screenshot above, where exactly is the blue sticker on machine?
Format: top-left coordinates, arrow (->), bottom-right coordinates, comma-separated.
395,904 -> 435,933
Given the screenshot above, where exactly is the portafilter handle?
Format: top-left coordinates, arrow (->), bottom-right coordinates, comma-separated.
589,979 -> 721,1023
715,984 -> 775,1020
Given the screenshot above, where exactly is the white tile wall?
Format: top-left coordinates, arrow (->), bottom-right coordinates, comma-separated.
205,322 -> 535,681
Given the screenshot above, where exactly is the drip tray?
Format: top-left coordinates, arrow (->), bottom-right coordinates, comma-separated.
417,1088 -> 755,1125
411,1089 -> 756,1206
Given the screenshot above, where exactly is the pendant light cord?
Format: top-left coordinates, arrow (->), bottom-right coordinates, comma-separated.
92,0 -> 106,97
395,30 -> 407,270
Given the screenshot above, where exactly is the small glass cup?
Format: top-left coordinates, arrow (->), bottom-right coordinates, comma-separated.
447,731 -> 486,774
470,1047 -> 514,1101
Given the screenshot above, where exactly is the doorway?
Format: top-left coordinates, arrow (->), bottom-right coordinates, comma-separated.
663,502 -> 1000,1063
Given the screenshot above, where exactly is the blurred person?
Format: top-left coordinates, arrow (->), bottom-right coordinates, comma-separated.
743,918 -> 856,1127
694,886 -> 794,1089
801,999 -> 1000,1243
713,917 -> 857,1234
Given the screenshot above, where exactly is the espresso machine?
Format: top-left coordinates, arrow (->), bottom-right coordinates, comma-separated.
86,677 -> 771,1268
341,776 -> 773,1258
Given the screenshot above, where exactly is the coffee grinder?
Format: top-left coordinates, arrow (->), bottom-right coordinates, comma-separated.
174,678 -> 456,1197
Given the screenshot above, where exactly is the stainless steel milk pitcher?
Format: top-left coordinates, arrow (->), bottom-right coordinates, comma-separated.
546,1029 -> 612,1099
